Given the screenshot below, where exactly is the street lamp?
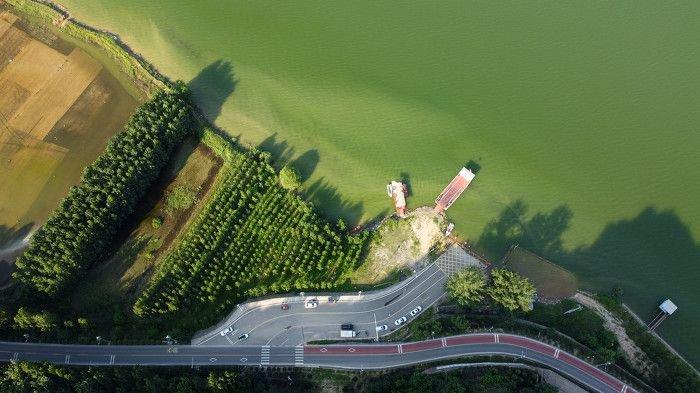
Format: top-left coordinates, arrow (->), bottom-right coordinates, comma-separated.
163,335 -> 177,345
96,336 -> 110,345
23,334 -> 29,343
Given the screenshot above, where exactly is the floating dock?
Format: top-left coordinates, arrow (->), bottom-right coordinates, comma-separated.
434,167 -> 475,213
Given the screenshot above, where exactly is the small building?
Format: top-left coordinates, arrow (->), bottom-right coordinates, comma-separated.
648,299 -> 678,331
386,181 -> 408,216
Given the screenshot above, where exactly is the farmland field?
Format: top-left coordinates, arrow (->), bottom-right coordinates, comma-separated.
46,1 -> 700,365
0,10 -> 138,258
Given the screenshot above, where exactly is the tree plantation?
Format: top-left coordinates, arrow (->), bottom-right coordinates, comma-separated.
13,84 -> 193,296
133,148 -> 368,318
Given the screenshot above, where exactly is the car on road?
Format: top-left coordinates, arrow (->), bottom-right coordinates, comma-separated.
281,304 -> 289,310
394,317 -> 407,326
237,334 -> 249,341
220,326 -> 234,336
410,306 -> 422,316
376,324 -> 388,331
304,300 -> 318,309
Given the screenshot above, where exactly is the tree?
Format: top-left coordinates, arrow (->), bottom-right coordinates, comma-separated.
279,165 -> 301,190
488,268 -> 537,312
445,267 -> 487,306
13,308 -> 57,333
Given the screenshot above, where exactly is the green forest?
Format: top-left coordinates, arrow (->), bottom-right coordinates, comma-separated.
134,145 -> 368,323
13,84 -> 193,296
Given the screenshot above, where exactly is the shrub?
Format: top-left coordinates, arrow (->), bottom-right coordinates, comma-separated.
165,186 -> 198,214
279,165 -> 301,190
151,216 -> 164,229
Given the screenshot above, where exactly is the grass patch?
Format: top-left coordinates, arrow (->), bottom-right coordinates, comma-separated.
501,245 -> 577,301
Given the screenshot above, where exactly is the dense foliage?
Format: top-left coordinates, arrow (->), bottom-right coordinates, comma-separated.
279,164 -> 301,190
526,300 -> 619,362
488,269 -> 537,312
446,267 -> 487,306
13,85 -> 193,296
134,149 -> 368,318
354,367 -> 556,393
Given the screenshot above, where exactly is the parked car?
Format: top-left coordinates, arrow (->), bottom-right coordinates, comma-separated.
281,304 -> 289,310
394,317 -> 407,326
410,306 -> 422,316
237,334 -> 249,341
220,326 -> 234,336
376,324 -> 388,331
304,300 -> 318,309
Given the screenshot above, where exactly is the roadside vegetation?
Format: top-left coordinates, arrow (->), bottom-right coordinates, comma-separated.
13,85 -> 192,296
0,360 -> 555,393
446,267 -> 536,313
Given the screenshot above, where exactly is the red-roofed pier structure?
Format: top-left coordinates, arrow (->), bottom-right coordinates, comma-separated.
434,167 -> 475,213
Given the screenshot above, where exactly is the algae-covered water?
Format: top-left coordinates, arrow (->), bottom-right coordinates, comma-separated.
59,1 -> 699,365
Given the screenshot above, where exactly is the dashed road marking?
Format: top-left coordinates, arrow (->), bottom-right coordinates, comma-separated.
12,352 -> 18,361
621,385 -> 628,393
294,346 -> 304,365
109,355 -> 115,365
441,338 -> 447,347
260,346 -> 270,366
494,334 -> 500,343
398,344 -> 403,354
65,355 -> 70,364
554,349 -> 560,358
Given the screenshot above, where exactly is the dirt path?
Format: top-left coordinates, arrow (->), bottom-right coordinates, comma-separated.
573,292 -> 654,375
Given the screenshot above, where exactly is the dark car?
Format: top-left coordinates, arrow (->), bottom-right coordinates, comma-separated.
281,304 -> 289,310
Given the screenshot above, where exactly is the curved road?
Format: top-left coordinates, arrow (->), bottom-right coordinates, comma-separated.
0,333 -> 637,393
194,262 -> 449,346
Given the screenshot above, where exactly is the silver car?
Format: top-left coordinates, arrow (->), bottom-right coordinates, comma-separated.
394,317 -> 407,326
410,306 -> 422,316
220,326 -> 234,336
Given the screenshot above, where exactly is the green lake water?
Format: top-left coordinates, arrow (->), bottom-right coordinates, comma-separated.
59,1 -> 699,365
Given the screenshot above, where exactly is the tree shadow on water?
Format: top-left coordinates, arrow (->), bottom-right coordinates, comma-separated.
304,178 -> 364,228
476,200 -> 573,260
188,60 -> 237,121
475,201 -> 700,360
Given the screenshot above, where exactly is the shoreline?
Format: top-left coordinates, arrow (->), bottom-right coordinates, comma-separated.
5,0 -> 698,380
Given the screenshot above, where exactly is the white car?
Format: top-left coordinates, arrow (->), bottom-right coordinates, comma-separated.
394,317 -> 407,326
376,324 -> 388,331
220,326 -> 234,336
410,306 -> 422,316
304,300 -> 318,309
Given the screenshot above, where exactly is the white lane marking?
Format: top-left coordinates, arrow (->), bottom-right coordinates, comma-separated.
441,338 -> 447,347
198,264 -> 443,345
240,357 -> 247,363
320,348 -> 328,353
554,349 -> 560,358
260,346 -> 270,365
12,352 -> 18,361
225,335 -> 234,345
494,334 -> 499,343
398,344 -> 403,354
621,385 -> 628,393
209,357 -> 217,362
65,355 -> 70,364
348,348 -> 356,353
295,346 -> 304,365
109,355 -> 115,365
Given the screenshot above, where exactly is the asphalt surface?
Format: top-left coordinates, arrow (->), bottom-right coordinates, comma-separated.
195,262 -> 449,346
0,333 -> 637,393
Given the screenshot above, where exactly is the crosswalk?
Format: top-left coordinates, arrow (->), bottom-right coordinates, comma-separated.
260,346 -> 270,366
294,346 -> 304,365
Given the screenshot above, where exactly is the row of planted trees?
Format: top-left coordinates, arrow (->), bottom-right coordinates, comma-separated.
133,150 -> 368,317
13,83 -> 193,297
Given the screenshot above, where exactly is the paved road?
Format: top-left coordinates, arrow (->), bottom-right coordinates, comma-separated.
0,333 -> 637,393
195,262 -> 449,346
